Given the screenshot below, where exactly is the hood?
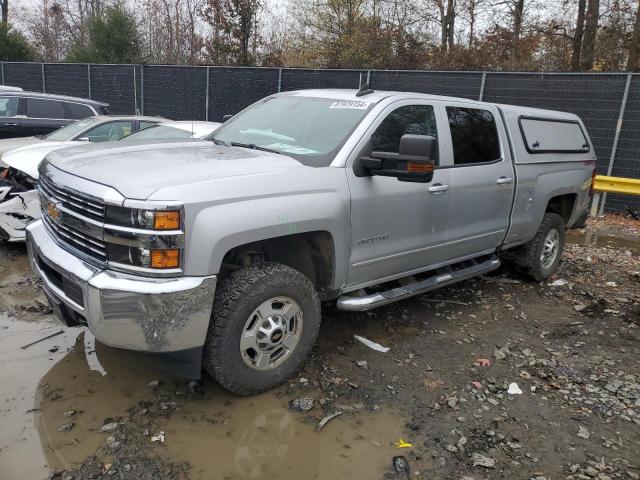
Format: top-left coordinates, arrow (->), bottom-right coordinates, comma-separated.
0,136 -> 44,157
44,140 -> 308,199
2,141 -> 78,178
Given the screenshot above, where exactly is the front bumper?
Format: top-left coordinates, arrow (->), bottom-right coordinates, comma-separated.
26,220 -> 217,355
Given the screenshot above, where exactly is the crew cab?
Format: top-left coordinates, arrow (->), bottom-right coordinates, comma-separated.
26,89 -> 595,395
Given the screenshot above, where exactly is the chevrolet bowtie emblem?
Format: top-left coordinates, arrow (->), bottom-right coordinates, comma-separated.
46,200 -> 62,220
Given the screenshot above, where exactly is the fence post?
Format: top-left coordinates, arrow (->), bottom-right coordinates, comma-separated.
367,69 -> 371,86
140,65 -> 144,115
205,67 -> 210,121
0,62 -> 4,85
598,72 -> 632,216
479,72 -> 487,101
41,63 -> 46,92
133,65 -> 138,114
277,68 -> 282,93
87,64 -> 92,99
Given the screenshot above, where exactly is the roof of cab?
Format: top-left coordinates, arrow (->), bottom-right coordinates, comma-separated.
282,89 -> 581,121
0,90 -> 108,107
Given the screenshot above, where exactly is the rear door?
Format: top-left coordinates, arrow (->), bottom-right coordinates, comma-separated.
22,98 -> 69,135
0,96 -> 22,139
441,102 -> 515,260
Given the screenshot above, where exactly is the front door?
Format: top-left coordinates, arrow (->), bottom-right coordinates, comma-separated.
345,101 -> 452,290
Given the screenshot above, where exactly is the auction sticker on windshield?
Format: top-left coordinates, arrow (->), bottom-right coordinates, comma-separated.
329,100 -> 370,109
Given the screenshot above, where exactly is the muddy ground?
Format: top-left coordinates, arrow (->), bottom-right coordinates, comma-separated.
0,216 -> 639,480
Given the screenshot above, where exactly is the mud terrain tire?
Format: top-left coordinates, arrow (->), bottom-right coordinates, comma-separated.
204,262 -> 321,396
515,212 -> 566,281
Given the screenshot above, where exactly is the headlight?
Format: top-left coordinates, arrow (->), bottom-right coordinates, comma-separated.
105,205 -> 181,230
104,204 -> 183,273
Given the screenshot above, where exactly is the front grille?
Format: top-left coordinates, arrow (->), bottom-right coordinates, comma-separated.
39,174 -> 106,222
41,210 -> 107,262
38,172 -> 108,264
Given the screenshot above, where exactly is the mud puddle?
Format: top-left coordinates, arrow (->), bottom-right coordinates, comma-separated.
0,312 -> 82,479
37,334 -> 409,479
566,229 -> 640,254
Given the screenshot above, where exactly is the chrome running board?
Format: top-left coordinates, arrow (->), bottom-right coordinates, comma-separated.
337,256 -> 500,311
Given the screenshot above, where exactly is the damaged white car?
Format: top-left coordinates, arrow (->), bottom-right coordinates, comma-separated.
0,167 -> 39,241
0,115 -> 165,241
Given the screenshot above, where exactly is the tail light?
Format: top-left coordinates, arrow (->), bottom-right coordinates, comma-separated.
589,169 -> 596,197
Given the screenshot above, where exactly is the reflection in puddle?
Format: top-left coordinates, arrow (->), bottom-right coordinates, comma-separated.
566,229 -> 640,254
36,334 -> 406,479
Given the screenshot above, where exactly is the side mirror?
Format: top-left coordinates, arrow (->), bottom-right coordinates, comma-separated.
222,114 -> 234,122
358,134 -> 436,183
77,137 -> 90,142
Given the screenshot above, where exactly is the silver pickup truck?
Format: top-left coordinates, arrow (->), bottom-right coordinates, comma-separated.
26,88 -> 595,395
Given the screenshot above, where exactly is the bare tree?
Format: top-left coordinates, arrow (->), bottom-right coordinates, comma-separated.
628,0 -> 640,70
580,0 -> 599,69
1,0 -> 8,24
434,0 -> 456,51
571,0 -> 586,69
511,0 -> 525,65
202,0 -> 261,65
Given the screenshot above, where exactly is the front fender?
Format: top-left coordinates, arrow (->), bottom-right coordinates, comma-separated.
181,169 -> 351,290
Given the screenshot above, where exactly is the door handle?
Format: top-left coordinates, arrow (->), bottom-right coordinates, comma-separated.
428,183 -> 449,194
2,123 -> 19,127
496,176 -> 514,185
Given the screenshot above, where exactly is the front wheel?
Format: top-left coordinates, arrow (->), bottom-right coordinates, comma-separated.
204,262 -> 321,395
514,212 -> 566,281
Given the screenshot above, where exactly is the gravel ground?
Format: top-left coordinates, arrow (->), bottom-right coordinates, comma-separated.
1,216 -> 638,480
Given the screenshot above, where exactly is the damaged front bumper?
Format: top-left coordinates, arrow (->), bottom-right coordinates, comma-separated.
0,189 -> 40,241
26,220 -> 217,377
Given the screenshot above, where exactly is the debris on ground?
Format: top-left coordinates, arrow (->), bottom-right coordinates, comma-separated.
316,411 -> 343,431
353,335 -> 390,353
289,397 -> 314,411
20,329 -> 64,349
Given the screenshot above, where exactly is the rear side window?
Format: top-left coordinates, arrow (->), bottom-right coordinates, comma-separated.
519,117 -> 589,153
65,102 -> 94,120
0,97 -> 19,117
26,98 -> 65,119
372,105 -> 439,163
83,120 -> 134,142
138,121 -> 159,130
447,107 -> 501,165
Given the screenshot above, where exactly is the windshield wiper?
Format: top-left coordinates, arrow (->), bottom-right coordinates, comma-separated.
208,137 -> 227,146
230,141 -> 281,155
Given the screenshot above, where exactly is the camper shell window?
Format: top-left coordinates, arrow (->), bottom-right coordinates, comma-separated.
518,116 -> 590,154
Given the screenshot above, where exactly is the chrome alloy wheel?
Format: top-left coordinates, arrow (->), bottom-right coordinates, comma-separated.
540,228 -> 560,270
240,296 -> 303,371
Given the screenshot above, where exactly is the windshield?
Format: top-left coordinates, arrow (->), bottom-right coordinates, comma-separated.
122,125 -> 193,140
209,96 -> 373,166
45,118 -> 101,141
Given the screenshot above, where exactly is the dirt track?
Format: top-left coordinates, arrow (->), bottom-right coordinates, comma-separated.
0,216 -> 639,480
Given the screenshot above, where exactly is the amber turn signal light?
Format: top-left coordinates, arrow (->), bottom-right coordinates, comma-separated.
406,162 -> 434,173
154,210 -> 180,230
150,249 -> 180,269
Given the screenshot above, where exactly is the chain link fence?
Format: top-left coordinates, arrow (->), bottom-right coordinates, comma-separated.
1,62 -> 638,213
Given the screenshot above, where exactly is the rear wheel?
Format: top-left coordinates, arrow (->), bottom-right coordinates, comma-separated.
204,262 -> 321,395
514,212 -> 566,281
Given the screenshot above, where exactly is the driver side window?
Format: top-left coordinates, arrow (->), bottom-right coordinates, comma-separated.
371,105 -> 439,164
